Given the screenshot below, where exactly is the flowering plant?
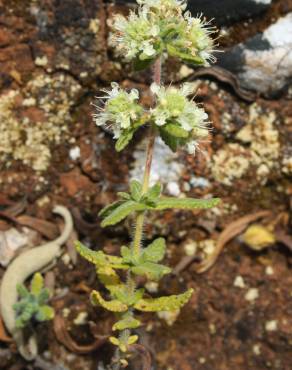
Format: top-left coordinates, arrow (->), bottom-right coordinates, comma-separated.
76,0 -> 219,368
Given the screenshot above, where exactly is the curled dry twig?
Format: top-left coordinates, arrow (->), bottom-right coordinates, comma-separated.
195,210 -> 271,273
53,314 -> 107,354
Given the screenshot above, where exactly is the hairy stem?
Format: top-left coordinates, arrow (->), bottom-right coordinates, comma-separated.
111,58 -> 162,369
133,57 -> 161,256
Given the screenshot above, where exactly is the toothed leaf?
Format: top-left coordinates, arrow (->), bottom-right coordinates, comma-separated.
100,200 -> 147,227
134,289 -> 193,312
98,200 -> 126,218
117,192 -> 131,200
130,180 -> 142,202
75,241 -> 124,268
131,262 -> 171,280
155,197 -> 220,210
114,287 -> 144,306
142,238 -> 166,263
159,127 -> 185,152
113,316 -> 141,331
115,129 -> 135,152
97,266 -> 122,294
91,290 -> 128,312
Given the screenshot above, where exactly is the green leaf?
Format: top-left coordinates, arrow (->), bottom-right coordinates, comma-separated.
75,241 -> 107,265
37,288 -> 50,305
97,266 -> 122,295
117,192 -> 131,200
162,122 -> 189,138
75,241 -> 125,269
35,305 -> 55,322
101,200 -> 147,227
142,238 -> 166,263
113,316 -> 141,331
134,288 -> 193,312
114,287 -> 144,306
30,273 -> 44,296
166,44 -> 205,65
141,183 -> 162,205
131,262 -> 171,280
120,246 -> 132,264
159,127 -> 184,152
16,283 -> 29,298
91,290 -> 128,312
130,180 -> 142,202
155,197 -> 221,210
133,57 -> 154,71
98,200 -> 126,218
115,129 -> 135,152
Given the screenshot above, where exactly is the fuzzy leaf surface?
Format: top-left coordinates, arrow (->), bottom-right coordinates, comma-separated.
91,290 -> 128,312
115,129 -> 134,152
155,197 -> 220,210
134,288 -> 193,312
100,200 -> 147,227
113,316 -> 141,331
98,200 -> 126,218
142,237 -> 166,263
130,180 -> 142,201
132,262 -> 171,280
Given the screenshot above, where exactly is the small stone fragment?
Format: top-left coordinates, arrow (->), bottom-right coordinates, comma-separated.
245,288 -> 259,302
233,276 -> 246,289
265,320 -> 278,332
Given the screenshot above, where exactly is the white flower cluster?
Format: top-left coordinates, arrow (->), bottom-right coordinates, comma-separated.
150,83 -> 209,154
93,82 -> 143,139
94,82 -> 209,154
111,0 -> 216,66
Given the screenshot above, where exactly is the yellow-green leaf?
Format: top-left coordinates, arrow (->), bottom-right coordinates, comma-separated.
131,262 -> 171,280
142,238 -> 166,263
30,273 -> 44,296
91,290 -> 128,312
112,317 -> 141,331
134,288 -> 193,312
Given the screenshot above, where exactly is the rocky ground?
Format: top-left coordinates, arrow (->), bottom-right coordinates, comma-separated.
0,0 -> 291,369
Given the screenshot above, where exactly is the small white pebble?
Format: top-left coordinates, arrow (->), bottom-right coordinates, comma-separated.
253,344 -> 261,356
145,281 -> 159,293
184,241 -> 197,256
209,323 -> 216,334
265,266 -> 274,275
73,312 -> 88,325
265,320 -> 278,332
69,146 -> 81,160
166,181 -> 181,196
35,56 -> 48,66
62,308 -> 70,318
245,288 -> 259,302
62,253 -> 71,265
233,275 -> 246,288
199,357 -> 206,364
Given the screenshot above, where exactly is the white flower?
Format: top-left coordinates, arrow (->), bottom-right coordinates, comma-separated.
93,83 -> 143,138
111,0 -> 216,66
151,83 -> 210,154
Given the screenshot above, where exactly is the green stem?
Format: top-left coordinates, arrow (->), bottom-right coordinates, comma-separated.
132,57 -> 161,256
112,58 -> 162,370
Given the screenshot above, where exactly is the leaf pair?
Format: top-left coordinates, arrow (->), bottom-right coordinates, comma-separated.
121,238 -> 170,281
91,288 -> 193,313
99,180 -> 220,227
